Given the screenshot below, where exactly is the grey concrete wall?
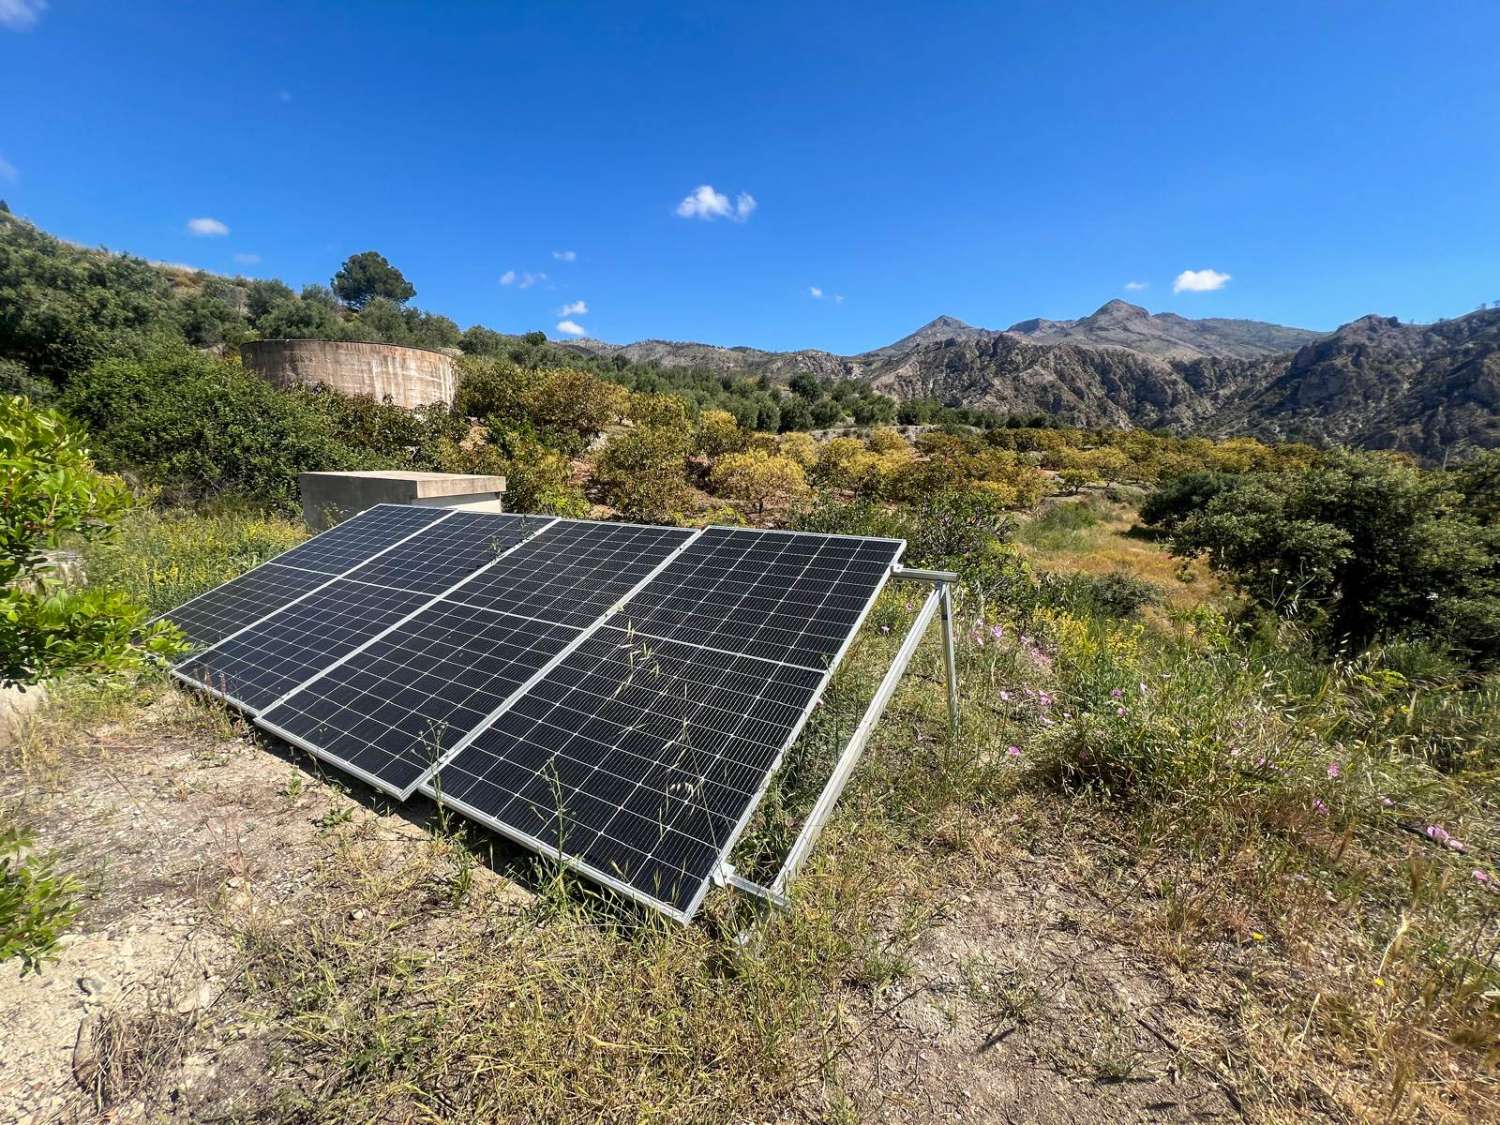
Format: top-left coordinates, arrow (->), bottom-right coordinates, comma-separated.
241,339 -> 456,410
299,471 -> 506,530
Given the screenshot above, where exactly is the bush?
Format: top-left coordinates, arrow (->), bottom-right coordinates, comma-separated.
1154,450 -> 1500,666
60,343 -> 372,512
1,827 -> 81,974
707,449 -> 808,514
593,424 -> 691,523
1037,571 -> 1163,619
0,396 -> 181,687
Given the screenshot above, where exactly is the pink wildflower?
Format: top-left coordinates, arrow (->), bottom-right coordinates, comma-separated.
990,624 -> 1004,640
1425,825 -> 1466,851
1110,688 -> 1123,699
999,690 -> 1010,703
1115,706 -> 1127,719
1475,869 -> 1490,885
1006,745 -> 1022,758
1312,798 -> 1329,816
1327,761 -> 1341,779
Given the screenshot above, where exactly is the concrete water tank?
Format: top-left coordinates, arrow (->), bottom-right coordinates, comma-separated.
240,339 -> 457,409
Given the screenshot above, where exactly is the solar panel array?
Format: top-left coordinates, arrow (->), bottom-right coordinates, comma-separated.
161,504 -> 904,920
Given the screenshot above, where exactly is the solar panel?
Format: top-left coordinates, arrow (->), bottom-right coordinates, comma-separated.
158,504 -> 452,650
256,603 -> 578,797
431,625 -> 827,917
254,519 -> 698,797
341,511 -> 541,594
162,562 -> 333,651
423,527 -> 903,919
159,506 -> 910,923
445,521 -> 697,627
173,580 -> 433,712
272,503 -> 451,575
612,528 -> 905,668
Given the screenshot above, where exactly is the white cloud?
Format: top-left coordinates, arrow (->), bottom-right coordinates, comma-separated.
233,252 -> 261,265
186,217 -> 229,237
0,0 -> 47,31
834,294 -> 845,304
500,269 -> 547,288
555,320 -> 587,337
1124,280 -> 1148,291
809,286 -> 823,299
1173,268 -> 1230,293
810,286 -> 845,304
0,154 -> 16,182
675,184 -> 756,222
558,299 -> 588,317
552,249 -> 577,262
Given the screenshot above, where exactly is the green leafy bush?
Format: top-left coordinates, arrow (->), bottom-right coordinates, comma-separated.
60,343 -> 375,512
0,395 -> 180,687
0,827 -> 81,974
1147,451 -> 1500,666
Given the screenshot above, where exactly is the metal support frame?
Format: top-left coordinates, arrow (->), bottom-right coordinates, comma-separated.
726,564 -> 960,913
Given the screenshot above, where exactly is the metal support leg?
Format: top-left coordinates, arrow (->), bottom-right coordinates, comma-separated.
939,582 -> 959,743
771,587 -> 944,896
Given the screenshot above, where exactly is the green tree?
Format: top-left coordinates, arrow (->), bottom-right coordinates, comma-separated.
593,420 -> 690,523
331,251 -> 416,310
1154,450 -> 1500,665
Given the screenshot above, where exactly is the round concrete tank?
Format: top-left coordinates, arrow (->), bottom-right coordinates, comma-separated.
240,339 -> 457,410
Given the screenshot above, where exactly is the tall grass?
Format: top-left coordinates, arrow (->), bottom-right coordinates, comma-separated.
82,504 -> 307,614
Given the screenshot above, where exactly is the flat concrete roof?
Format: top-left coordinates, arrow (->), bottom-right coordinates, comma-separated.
299,470 -> 507,498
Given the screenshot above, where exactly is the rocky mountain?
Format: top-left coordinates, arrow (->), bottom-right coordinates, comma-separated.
1215,311 -> 1500,457
1005,299 -> 1322,359
559,303 -> 1500,462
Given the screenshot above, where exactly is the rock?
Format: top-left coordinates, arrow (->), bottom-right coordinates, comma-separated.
176,980 -> 214,1014
73,1013 -> 101,1090
78,976 -> 106,996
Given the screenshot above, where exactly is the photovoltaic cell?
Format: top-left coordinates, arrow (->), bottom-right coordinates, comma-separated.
341,512 -> 541,595
173,580 -> 432,713
446,521 -> 696,627
163,563 -> 331,650
256,602 -> 577,797
613,528 -> 904,668
272,504 -> 450,576
434,626 -> 826,915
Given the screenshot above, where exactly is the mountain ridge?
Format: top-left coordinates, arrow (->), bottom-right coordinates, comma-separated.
560,304 -> 1500,461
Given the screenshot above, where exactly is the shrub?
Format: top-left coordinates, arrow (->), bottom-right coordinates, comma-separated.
59,343 -> 370,512
0,396 -> 181,687
1037,571 -> 1163,619
1,827 -> 81,974
696,409 -> 748,458
1156,450 -> 1500,666
708,450 -> 808,514
593,424 -> 691,523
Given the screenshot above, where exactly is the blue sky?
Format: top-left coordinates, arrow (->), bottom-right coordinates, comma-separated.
3,2 -> 1498,353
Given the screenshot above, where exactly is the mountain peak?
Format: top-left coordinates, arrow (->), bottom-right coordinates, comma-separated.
919,315 -> 973,332
1088,299 -> 1149,319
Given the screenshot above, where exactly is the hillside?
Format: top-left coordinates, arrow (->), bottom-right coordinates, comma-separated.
565,304 -> 1500,461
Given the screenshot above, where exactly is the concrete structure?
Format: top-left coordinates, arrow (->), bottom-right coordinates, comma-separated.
300,471 -> 507,531
242,339 -> 457,410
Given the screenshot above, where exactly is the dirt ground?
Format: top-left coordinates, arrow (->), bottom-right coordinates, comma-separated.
1,697 -> 1266,1123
